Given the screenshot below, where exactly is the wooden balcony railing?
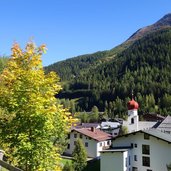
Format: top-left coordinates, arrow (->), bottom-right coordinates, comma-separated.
0,160 -> 23,171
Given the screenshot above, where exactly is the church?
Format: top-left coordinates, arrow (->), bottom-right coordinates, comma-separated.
122,97 -> 157,133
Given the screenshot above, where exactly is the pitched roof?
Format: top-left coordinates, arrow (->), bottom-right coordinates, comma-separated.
157,115 -> 171,132
143,113 -> 165,121
101,149 -> 128,153
143,129 -> 171,143
72,128 -> 112,142
101,121 -> 120,129
74,123 -> 100,129
113,129 -> 171,143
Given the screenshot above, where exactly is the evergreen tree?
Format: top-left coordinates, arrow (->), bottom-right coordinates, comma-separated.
90,106 -> 99,122
72,139 -> 87,171
119,126 -> 128,135
47,28 -> 171,115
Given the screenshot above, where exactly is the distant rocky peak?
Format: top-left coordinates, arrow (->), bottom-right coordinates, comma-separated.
127,13 -> 171,42
154,13 -> 171,26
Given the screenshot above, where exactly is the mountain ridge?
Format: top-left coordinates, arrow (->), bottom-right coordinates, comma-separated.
46,14 -> 171,115
127,13 -> 171,42
45,13 -> 171,82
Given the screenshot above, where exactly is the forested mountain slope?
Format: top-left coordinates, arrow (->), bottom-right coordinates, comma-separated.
45,13 -> 171,82
45,14 -> 171,117
57,28 -> 171,116
44,45 -> 129,82
45,51 -> 109,81
0,57 -> 8,72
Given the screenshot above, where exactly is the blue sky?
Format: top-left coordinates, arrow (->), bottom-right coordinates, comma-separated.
0,0 -> 171,66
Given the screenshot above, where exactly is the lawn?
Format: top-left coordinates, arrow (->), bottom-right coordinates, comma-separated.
61,157 -> 72,168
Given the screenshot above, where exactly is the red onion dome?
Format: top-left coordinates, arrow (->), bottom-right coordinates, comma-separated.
127,98 -> 139,110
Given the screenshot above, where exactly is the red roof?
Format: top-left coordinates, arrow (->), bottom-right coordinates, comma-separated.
127,98 -> 139,110
72,128 -> 112,142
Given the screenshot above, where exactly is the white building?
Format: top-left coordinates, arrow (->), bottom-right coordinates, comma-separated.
101,129 -> 171,171
65,127 -> 112,158
100,121 -> 121,137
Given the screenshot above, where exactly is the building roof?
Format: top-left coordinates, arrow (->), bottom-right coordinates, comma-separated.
74,123 -> 100,129
101,121 -> 120,129
157,115 -> 171,132
139,121 -> 157,129
72,128 -> 112,142
143,113 -> 165,122
113,129 -> 171,143
143,129 -> 171,143
101,149 -> 128,153
123,120 -> 157,130
127,98 -> 139,110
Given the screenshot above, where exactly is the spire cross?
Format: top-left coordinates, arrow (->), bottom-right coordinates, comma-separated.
131,90 -> 134,100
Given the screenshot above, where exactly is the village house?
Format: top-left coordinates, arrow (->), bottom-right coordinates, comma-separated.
65,127 -> 112,158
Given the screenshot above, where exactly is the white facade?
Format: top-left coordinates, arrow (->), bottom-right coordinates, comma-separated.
101,130 -> 171,171
123,101 -> 157,133
101,150 -> 128,171
65,130 -> 111,158
127,109 -> 139,132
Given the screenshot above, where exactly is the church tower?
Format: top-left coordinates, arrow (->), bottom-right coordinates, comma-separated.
127,96 -> 139,132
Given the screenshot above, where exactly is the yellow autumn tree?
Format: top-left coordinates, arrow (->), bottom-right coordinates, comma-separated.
0,42 -> 74,171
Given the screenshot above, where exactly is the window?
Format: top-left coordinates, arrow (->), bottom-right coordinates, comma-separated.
165,131 -> 171,134
80,134 -> 82,138
142,156 -> 150,167
144,133 -> 150,140
134,155 -> 137,161
74,134 -> 77,138
134,144 -> 137,148
107,141 -> 110,145
74,141 -> 76,145
147,170 -> 152,171
85,142 -> 88,147
131,118 -> 134,124
132,167 -> 138,171
100,143 -> 102,147
142,145 -> 150,155
125,157 -> 127,167
67,144 -> 70,149
129,156 -> 131,165
68,134 -> 70,139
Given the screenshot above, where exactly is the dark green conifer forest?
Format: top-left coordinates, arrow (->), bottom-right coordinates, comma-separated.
46,28 -> 171,118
